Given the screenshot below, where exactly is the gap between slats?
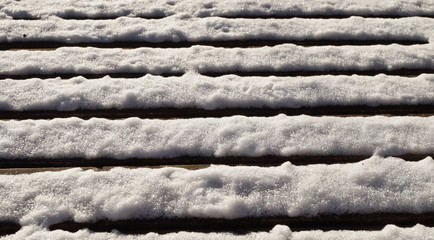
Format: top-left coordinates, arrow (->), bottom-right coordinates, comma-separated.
8,14 -> 434,20
0,154 -> 430,169
47,212 -> 434,233
1,69 -> 433,80
1,105 -> 434,120
2,212 -> 434,236
0,40 -> 428,50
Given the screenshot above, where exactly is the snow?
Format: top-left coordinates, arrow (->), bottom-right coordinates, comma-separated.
1,1 -> 432,239
1,44 -> 433,76
0,16 -> 433,43
0,156 -> 433,226
2,115 -> 434,159
3,224 -> 434,240
1,0 -> 433,19
1,74 -> 434,111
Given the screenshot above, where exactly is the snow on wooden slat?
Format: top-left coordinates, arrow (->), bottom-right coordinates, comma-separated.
1,115 -> 434,159
0,17 -> 432,44
1,0 -> 433,19
0,44 -> 433,77
1,74 -> 434,112
0,157 -> 433,227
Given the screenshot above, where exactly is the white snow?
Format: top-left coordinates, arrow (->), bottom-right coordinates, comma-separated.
1,115 -> 434,159
2,74 -> 434,111
1,44 -> 433,75
1,17 -> 433,43
3,224 -> 434,240
1,0 -> 433,19
1,1 -> 432,239
0,156 -> 433,226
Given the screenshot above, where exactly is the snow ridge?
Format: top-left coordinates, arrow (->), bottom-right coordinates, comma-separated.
1,44 -> 433,75
1,115 -> 434,159
1,74 -> 434,111
1,17 -> 433,43
1,0 -> 433,19
0,157 -> 433,226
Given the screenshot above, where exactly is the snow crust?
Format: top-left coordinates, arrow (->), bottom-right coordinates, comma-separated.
2,115 -> 434,159
1,44 -> 433,75
0,157 -> 433,226
1,17 -> 433,43
3,224 -> 434,240
2,74 -> 434,111
1,0 -> 433,19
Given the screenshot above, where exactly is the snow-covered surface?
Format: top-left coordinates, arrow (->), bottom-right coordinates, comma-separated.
3,224 -> 434,240
2,74 -> 434,111
1,17 -> 433,43
0,157 -> 433,226
1,0 -> 433,19
1,115 -> 434,159
1,44 -> 433,75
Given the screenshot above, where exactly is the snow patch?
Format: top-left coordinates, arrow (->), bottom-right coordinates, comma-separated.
1,45 -> 433,75
1,115 -> 434,159
0,157 -> 433,226
1,74 -> 434,111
